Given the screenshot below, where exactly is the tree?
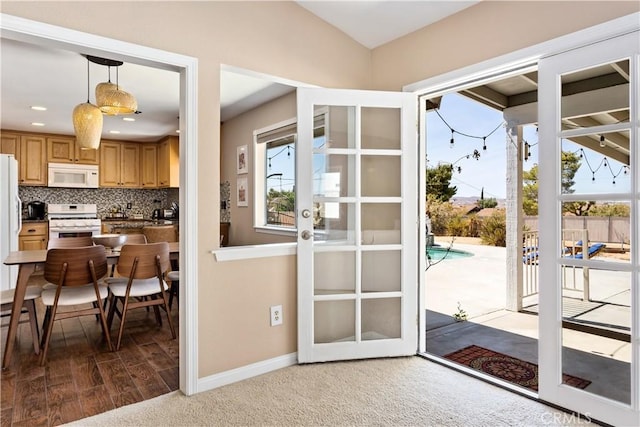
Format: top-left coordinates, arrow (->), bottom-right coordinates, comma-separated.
267,188 -> 295,212
522,151 -> 584,215
477,197 -> 498,209
522,164 -> 539,215
426,164 -> 457,202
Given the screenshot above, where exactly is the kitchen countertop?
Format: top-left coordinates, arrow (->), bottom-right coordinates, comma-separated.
102,218 -> 178,223
21,219 -> 48,223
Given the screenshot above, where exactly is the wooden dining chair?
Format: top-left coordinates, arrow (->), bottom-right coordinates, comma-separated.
40,245 -> 112,365
47,236 -> 95,249
105,242 -> 176,350
142,225 -> 177,243
1,285 -> 43,355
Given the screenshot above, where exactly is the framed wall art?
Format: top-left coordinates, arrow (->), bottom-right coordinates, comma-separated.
237,176 -> 248,207
237,145 -> 248,174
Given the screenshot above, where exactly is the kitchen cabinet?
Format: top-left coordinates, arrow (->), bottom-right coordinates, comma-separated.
1,131 -> 47,186
220,222 -> 230,247
157,135 -> 179,188
1,132 -> 19,156
47,135 -> 99,165
99,140 -> 140,187
141,143 -> 158,187
18,134 -> 47,186
19,222 -> 48,250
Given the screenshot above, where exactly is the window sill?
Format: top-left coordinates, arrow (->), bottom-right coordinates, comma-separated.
254,225 -> 297,237
212,242 -> 297,262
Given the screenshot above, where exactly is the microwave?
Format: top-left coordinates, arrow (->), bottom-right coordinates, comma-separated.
48,163 -> 99,188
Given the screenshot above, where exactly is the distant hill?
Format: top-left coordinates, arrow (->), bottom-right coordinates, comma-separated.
450,196 -> 506,208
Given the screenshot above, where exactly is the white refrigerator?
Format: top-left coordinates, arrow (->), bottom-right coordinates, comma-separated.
0,154 -> 22,291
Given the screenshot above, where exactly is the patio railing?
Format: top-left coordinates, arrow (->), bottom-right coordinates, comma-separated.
522,229 -> 591,301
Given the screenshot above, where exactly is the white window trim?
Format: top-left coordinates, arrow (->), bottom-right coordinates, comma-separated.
253,117 -> 298,234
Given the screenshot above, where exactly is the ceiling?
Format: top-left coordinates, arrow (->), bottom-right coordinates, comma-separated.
1,1 -> 479,142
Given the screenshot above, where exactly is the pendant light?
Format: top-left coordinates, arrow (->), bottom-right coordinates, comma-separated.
89,55 -> 138,115
72,58 -> 103,150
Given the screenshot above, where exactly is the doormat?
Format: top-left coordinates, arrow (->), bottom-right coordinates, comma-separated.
443,345 -> 591,392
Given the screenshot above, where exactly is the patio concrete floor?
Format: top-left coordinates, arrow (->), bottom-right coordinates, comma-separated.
425,238 -> 632,404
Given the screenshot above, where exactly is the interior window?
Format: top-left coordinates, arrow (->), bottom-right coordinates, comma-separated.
254,113 -> 325,233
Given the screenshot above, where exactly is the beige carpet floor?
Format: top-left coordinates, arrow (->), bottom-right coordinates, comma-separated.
67,356 -> 598,426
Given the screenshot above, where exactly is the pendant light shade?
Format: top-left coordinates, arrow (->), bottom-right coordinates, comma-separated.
95,81 -> 118,106
98,86 -> 138,115
72,57 -> 103,149
73,102 -> 103,149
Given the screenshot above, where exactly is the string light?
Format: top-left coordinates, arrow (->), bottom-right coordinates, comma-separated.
267,144 -> 295,170
434,108 -> 503,151
570,147 -> 630,185
599,135 -> 606,148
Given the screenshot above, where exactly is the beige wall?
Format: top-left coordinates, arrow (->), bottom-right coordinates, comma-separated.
1,1 -> 371,378
371,1 -> 639,91
221,91 -> 298,246
3,0 -> 637,381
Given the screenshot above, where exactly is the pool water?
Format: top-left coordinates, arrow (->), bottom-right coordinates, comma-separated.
426,246 -> 474,261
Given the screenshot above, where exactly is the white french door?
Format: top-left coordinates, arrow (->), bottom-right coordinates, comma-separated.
538,31 -> 639,426
296,88 -> 418,363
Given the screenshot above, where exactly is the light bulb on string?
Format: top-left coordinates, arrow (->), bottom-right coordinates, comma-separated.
450,129 -> 455,148
599,135 -> 606,148
482,137 -> 487,151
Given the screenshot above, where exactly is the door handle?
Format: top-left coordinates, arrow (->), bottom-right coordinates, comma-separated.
300,230 -> 312,240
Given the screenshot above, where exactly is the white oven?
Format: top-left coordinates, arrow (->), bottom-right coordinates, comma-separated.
48,204 -> 101,240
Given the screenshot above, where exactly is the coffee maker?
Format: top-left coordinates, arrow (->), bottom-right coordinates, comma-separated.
26,201 -> 46,220
152,199 -> 163,219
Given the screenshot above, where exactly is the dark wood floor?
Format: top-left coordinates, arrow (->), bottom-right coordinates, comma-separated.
1,290 -> 179,427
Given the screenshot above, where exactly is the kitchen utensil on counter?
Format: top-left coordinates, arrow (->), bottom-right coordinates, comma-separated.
152,209 -> 164,220
92,234 -> 128,251
26,201 -> 46,220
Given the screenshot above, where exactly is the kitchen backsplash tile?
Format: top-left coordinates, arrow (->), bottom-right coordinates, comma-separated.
220,181 -> 231,223
19,186 -> 179,219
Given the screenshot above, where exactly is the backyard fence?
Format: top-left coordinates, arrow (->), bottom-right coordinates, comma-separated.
524,216 -> 629,248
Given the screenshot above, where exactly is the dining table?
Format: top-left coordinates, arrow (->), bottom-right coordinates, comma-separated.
2,241 -> 179,369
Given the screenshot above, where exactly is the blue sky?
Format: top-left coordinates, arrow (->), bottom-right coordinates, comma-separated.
267,94 -> 631,199
426,93 -> 630,199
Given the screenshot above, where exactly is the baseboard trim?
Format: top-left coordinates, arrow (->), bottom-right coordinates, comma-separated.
196,352 -> 298,393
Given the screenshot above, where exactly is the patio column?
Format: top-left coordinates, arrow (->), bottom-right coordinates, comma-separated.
505,123 -> 523,311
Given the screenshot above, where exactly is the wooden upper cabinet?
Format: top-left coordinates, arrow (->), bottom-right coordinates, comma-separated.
99,140 -> 140,187
1,132 -> 19,157
18,134 -> 47,186
141,143 -> 158,188
121,143 -> 140,187
47,136 -> 99,164
157,135 -> 179,188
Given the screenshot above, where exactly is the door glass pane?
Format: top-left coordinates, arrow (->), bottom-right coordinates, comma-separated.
314,251 -> 355,295
560,135 -> 631,195
361,107 -> 401,149
362,250 -> 401,292
314,300 -> 355,343
361,203 -> 401,245
313,153 -> 355,197
361,155 -> 401,197
317,105 -> 355,149
561,201 -> 631,265
561,271 -> 631,404
560,60 -> 629,130
362,298 -> 401,340
313,202 -> 355,243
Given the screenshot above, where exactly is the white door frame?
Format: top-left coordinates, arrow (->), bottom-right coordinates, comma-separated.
0,14 -> 200,395
406,10 -> 639,421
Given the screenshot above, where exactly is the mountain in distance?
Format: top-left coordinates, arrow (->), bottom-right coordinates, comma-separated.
450,196 -> 506,208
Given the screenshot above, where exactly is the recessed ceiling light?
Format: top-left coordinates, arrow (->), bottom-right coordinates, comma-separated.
123,117 -> 135,122
31,122 -> 45,126
30,106 -> 47,111
109,130 -> 121,134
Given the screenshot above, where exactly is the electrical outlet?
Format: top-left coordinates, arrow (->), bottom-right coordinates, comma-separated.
270,305 -> 283,326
